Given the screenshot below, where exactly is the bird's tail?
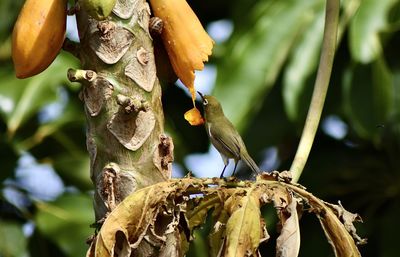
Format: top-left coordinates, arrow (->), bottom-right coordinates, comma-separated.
241,152 -> 261,176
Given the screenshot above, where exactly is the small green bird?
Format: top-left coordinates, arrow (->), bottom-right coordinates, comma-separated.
198,92 -> 261,178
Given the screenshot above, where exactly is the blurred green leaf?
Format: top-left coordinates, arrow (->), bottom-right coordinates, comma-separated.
244,83 -> 293,157
28,229 -> 67,257
163,84 -> 209,164
53,154 -> 91,190
283,9 -> 325,121
283,0 -> 363,123
0,142 -> 18,183
13,89 -> 91,189
27,126 -> 89,190
380,204 -> 400,257
387,1 -> 400,26
35,193 -> 93,257
214,0 -> 324,131
187,230 -> 208,257
343,57 -> 394,142
0,219 -> 27,257
0,52 -> 78,137
0,0 -> 23,42
17,90 -> 85,151
349,0 -> 397,63
0,36 -> 12,60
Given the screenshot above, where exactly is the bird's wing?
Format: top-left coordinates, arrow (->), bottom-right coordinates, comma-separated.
209,120 -> 241,160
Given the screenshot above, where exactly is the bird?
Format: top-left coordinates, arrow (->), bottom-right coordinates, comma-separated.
198,92 -> 261,178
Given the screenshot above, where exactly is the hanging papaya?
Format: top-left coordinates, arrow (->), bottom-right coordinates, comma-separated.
12,0 -> 67,79
149,0 -> 214,101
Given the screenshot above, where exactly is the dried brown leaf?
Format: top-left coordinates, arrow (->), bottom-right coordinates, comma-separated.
224,189 -> 262,257
209,207 -> 229,257
187,194 -> 220,230
88,182 -> 178,257
86,235 -> 96,257
260,218 -> 270,243
285,184 -> 362,257
276,199 -> 301,257
159,229 -> 181,257
318,206 -> 362,257
325,201 -> 367,245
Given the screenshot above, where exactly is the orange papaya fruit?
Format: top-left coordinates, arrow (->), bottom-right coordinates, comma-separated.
12,0 -> 67,79
149,0 -> 214,101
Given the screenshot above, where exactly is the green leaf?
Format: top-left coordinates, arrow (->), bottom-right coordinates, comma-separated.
283,0 -> 363,122
52,154 -> 91,190
283,8 -> 325,121
28,229 -> 67,257
17,91 -> 85,151
0,137 -> 19,182
349,0 -> 397,63
213,0 -> 324,131
11,89 -> 90,189
0,52 -> 78,137
187,230 -> 208,257
0,0 -> 24,42
35,193 -> 93,257
0,220 -> 28,257
343,57 -> 394,142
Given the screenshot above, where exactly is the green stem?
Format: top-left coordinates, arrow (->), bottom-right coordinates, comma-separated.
290,0 -> 340,183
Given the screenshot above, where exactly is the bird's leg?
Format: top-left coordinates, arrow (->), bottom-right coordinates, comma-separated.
232,160 -> 239,176
219,165 -> 228,178
220,159 -> 229,178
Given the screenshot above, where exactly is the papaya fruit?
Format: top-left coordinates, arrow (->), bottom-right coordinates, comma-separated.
80,0 -> 117,20
149,0 -> 214,101
12,0 -> 67,79
184,107 -> 204,126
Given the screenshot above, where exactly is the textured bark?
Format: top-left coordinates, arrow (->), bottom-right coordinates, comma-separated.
72,0 -> 173,222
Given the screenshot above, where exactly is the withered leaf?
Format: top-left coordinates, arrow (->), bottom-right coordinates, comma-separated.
159,230 -> 181,257
318,206 -> 362,257
224,189 -> 262,257
209,207 -> 229,257
187,194 -> 220,230
276,199 -> 301,257
326,201 -> 367,245
87,182 -> 179,257
285,184 -> 363,257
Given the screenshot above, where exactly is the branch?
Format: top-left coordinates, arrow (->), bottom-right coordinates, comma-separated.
290,0 -> 340,183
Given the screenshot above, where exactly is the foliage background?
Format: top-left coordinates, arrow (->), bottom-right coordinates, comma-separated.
1,0 -> 399,256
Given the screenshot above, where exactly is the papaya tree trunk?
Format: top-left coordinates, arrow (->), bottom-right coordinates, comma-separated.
70,0 -> 173,222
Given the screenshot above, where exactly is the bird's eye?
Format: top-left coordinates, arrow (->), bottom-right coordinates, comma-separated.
203,99 -> 208,105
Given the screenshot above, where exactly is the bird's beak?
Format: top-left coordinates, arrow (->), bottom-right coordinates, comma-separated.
197,91 -> 205,102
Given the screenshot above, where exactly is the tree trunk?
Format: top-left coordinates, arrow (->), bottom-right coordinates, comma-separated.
72,0 -> 173,222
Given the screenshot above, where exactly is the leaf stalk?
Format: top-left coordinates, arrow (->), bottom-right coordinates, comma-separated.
290,0 -> 340,183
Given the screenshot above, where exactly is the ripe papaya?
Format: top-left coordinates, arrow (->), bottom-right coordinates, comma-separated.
80,0 -> 117,20
12,0 -> 67,79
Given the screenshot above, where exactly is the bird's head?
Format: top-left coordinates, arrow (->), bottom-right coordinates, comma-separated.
197,92 -> 224,120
